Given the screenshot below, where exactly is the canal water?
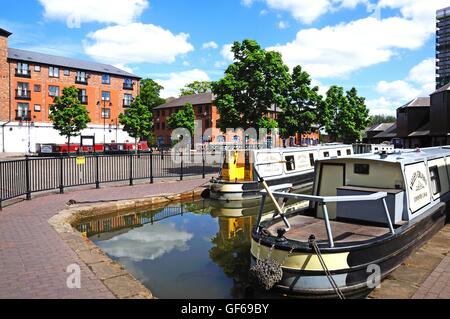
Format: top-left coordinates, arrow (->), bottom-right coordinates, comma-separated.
75,197 -> 305,299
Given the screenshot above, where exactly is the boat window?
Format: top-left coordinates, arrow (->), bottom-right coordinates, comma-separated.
337,150 -> 342,156
309,153 -> 314,167
324,152 -> 329,158
346,149 -> 351,155
285,155 -> 295,171
354,164 -> 370,175
429,166 -> 441,195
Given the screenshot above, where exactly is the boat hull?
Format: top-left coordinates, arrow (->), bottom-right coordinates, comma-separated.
250,202 -> 447,298
209,171 -> 314,201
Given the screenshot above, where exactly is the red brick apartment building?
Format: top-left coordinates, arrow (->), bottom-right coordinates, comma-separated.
0,28 -> 140,153
153,93 -> 319,147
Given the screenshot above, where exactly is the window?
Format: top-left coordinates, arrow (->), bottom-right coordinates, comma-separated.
155,123 -> 160,130
64,69 -> 70,76
346,149 -> 351,155
324,152 -> 329,158
162,122 -> 165,130
309,153 -> 315,167
123,78 -> 133,89
161,110 -> 165,116
102,91 -> 110,101
34,84 -> 41,92
17,82 -> 29,97
76,71 -> 87,83
49,66 -> 59,78
16,62 -> 29,76
285,155 -> 295,171
101,108 -> 110,119
124,94 -> 133,106
34,65 -> 41,72
354,164 -> 370,175
16,103 -> 30,119
102,74 -> 110,84
337,150 -> 342,156
429,166 -> 441,195
34,104 -> 41,112
48,85 -> 59,97
79,89 -> 88,104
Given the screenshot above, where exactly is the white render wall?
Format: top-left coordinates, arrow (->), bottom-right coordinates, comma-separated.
0,122 -> 137,153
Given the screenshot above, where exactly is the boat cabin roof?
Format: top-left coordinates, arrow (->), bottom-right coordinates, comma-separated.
240,144 -> 352,154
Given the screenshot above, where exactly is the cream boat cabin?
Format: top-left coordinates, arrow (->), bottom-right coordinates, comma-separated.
208,144 -> 353,201
250,147 -> 450,298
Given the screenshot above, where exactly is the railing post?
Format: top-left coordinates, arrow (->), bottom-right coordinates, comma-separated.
382,198 -> 395,234
150,149 -> 154,184
95,154 -> 100,189
59,156 -> 64,194
129,154 -> 134,186
202,148 -> 205,179
321,203 -> 334,248
180,151 -> 184,181
25,155 -> 31,200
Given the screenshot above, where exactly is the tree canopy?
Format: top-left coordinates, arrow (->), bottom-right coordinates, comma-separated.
212,39 -> 291,131
167,103 -> 196,136
49,86 -> 90,153
180,81 -> 212,96
370,114 -> 396,126
119,96 -> 153,152
140,78 -> 166,110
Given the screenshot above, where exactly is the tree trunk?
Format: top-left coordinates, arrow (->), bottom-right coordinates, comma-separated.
67,136 -> 71,157
135,137 -> 139,155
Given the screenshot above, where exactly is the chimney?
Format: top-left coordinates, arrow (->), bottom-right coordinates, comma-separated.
0,28 -> 12,123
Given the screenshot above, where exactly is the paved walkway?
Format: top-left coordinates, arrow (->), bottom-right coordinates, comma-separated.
0,178 -> 208,298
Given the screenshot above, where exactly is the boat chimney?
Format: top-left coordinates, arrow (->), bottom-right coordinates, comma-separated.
380,150 -> 388,159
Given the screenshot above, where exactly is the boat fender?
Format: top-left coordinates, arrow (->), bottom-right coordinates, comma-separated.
249,258 -> 283,291
276,228 -> 287,242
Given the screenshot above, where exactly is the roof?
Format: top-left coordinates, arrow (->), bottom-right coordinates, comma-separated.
432,83 -> 450,95
398,97 -> 430,109
0,28 -> 12,37
373,123 -> 397,139
154,93 -> 214,109
408,122 -> 431,137
367,122 -> 396,132
7,48 -> 140,79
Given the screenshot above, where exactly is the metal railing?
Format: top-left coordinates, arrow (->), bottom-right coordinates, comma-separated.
0,151 -> 221,209
257,189 -> 394,248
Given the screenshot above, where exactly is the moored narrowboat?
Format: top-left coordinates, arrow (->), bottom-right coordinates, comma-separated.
250,147 -> 450,298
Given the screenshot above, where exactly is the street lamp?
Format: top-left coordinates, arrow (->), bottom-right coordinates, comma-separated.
97,100 -> 112,150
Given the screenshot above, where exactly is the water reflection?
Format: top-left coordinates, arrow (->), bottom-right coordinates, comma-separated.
75,197 -> 305,299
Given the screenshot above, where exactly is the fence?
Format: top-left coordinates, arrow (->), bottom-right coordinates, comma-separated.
0,151 -> 221,208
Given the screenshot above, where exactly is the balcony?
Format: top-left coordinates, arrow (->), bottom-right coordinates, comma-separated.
15,69 -> 31,78
75,77 -> 88,85
123,83 -> 133,90
79,95 -> 88,105
15,110 -> 31,121
15,89 -> 31,100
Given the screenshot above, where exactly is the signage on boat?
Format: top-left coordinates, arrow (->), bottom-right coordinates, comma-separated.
76,156 -> 86,165
404,162 -> 431,213
256,152 -> 283,177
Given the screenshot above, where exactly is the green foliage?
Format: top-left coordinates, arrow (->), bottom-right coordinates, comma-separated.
319,86 -> 370,143
139,78 -> 166,111
212,39 -> 291,131
370,114 -> 396,126
49,86 -> 90,146
167,103 -> 196,136
278,65 -> 321,138
119,96 -> 153,143
180,81 -> 212,96
257,117 -> 278,130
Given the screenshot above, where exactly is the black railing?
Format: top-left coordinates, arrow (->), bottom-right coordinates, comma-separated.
15,110 -> 31,121
75,77 -> 88,85
15,69 -> 31,78
15,89 -> 31,100
0,151 -> 221,209
123,83 -> 133,90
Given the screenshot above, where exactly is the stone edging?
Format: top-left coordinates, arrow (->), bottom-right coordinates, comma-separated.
48,187 -> 205,299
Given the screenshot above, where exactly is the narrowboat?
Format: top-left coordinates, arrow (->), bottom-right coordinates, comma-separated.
208,144 -> 354,201
250,147 -> 450,298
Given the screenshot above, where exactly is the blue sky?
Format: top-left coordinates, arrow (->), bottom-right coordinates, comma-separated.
1,0 -> 448,115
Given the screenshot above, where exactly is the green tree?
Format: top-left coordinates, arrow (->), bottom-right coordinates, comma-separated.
345,87 -> 370,142
279,65 -> 321,138
49,86 -> 90,155
180,81 -> 212,96
212,39 -> 291,131
119,96 -> 153,153
167,103 -> 196,147
139,78 -> 166,111
370,114 -> 396,126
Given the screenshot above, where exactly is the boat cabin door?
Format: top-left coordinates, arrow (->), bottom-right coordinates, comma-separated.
317,163 -> 345,220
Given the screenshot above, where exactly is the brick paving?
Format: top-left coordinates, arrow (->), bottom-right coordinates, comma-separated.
412,254 -> 450,299
0,178 -> 209,299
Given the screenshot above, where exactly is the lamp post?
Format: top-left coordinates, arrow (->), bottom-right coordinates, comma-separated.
97,100 -> 112,150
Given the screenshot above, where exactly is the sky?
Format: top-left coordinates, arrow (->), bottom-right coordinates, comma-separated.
0,0 -> 448,115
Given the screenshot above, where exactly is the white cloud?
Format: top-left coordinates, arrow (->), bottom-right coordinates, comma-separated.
155,69 -> 210,98
277,21 -> 289,29
202,41 -> 218,49
407,57 -> 435,87
268,0 -> 442,79
113,63 -> 134,74
97,222 -> 193,262
84,23 -> 194,65
221,44 -> 234,61
38,0 -> 149,28
243,0 -> 370,24
366,97 -> 397,116
376,80 -> 421,101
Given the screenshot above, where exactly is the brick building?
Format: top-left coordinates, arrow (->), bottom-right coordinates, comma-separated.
0,28 -> 140,153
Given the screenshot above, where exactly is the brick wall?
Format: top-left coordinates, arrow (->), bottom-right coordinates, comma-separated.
9,62 -> 139,125
0,34 -> 10,122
